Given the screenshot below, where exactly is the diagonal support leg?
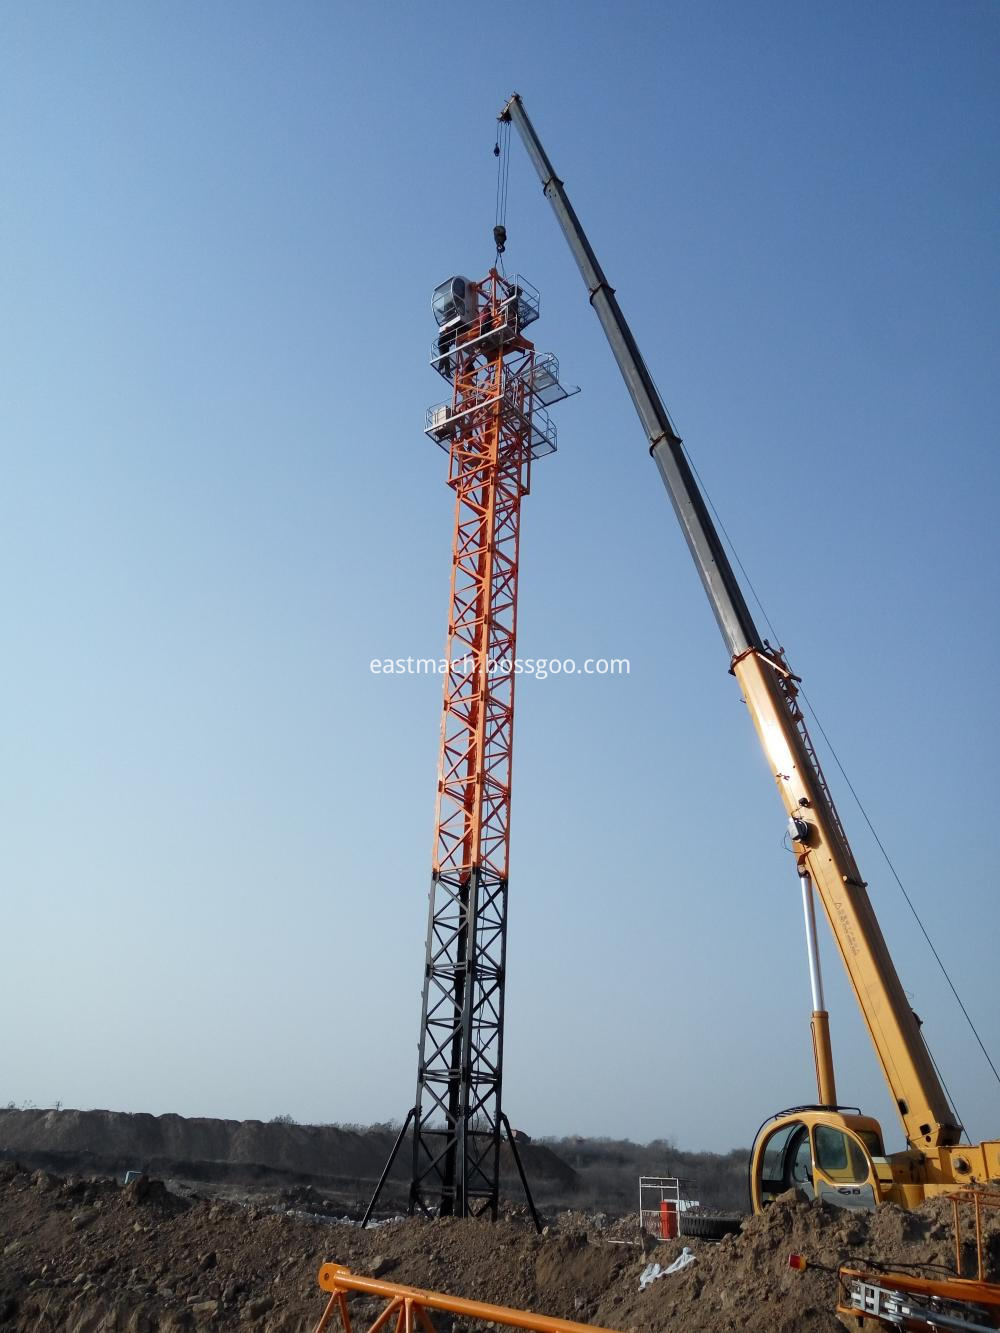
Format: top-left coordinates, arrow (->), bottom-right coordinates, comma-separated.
369,1297 -> 404,1333
313,1292 -> 341,1333
501,1113 -> 542,1234
314,1288 -> 355,1333
415,1306 -> 437,1333
337,1292 -> 353,1333
362,1109 -> 416,1228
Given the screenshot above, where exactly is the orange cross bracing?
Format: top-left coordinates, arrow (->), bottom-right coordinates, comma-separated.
370,268 -> 577,1224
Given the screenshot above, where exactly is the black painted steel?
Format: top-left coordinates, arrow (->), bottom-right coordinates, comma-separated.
408,865 -> 510,1219
360,1107 -> 415,1228
364,863 -> 519,1222
501,1113 -> 542,1233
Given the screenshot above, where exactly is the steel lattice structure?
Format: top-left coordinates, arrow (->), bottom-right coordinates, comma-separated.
364,269 -> 575,1224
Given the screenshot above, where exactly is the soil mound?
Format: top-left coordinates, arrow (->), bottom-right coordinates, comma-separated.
0,1109 -> 576,1208
2,1158 -> 996,1331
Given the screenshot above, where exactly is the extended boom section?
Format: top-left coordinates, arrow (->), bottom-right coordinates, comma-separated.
501,92 -> 998,1207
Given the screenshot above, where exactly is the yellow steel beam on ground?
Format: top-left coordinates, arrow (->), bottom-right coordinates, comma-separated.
313,1264 -> 618,1333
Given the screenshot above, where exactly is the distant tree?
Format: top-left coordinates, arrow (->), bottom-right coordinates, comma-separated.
270,1113 -> 297,1126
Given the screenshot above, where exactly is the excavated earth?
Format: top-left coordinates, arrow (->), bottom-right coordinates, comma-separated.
0,1111 -> 577,1212
3,1158 -> 999,1333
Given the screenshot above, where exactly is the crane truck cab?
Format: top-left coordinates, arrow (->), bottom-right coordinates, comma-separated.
752,1108 -> 897,1212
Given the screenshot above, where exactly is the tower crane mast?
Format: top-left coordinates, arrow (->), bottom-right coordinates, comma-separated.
364,264 -> 576,1225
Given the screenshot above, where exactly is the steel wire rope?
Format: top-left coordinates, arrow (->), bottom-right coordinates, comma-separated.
665,423 -> 1000,1108
492,121 -> 512,272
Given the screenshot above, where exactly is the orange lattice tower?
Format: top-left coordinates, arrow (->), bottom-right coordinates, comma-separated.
364,270 -> 575,1223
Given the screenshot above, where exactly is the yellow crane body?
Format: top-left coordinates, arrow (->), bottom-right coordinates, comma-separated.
500,91 -> 999,1212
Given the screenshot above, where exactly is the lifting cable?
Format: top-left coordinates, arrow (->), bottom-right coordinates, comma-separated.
492,119 -> 511,271
676,436 -> 1000,1102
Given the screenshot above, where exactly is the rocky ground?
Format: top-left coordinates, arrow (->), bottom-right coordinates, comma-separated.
2,1158 -> 997,1332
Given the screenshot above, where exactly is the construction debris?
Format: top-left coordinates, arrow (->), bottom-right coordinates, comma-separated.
639,1247 -> 697,1290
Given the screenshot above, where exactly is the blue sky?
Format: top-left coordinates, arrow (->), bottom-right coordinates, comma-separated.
2,1 -> 998,1156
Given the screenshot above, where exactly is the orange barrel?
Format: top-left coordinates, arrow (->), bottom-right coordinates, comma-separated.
659,1200 -> 678,1239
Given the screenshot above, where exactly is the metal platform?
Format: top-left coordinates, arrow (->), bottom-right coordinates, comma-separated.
430,275 -> 540,381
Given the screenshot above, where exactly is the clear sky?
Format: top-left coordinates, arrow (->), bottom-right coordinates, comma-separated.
2,1 -> 998,1156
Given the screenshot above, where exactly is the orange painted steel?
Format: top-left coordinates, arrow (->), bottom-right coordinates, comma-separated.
950,1188 -> 1000,1284
364,270 -> 575,1225
313,1265 -> 617,1333
836,1189 -> 1000,1326
406,269 -> 570,1219
836,1265 -> 1000,1324
432,274 -> 531,892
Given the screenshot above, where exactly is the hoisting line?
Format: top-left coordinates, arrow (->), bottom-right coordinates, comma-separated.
493,118 -> 511,269
675,431 -> 1000,1103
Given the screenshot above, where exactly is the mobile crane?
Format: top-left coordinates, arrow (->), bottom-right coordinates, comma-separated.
499,93 -> 1000,1212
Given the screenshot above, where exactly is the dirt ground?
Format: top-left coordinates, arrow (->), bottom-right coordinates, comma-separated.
2,1157 -> 997,1332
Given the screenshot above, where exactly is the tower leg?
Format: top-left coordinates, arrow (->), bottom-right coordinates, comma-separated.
501,1113 -> 542,1234
361,1107 -> 415,1228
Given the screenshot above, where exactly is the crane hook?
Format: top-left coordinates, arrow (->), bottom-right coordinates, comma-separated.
493,224 -> 507,255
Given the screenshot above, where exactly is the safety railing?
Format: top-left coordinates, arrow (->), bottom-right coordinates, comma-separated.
313,1265 -> 618,1333
639,1175 -> 697,1240
950,1188 -> 1000,1283
529,353 -> 579,408
424,392 -> 502,445
429,276 -> 541,381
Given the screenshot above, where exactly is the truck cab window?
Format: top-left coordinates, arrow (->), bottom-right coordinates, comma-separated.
814,1125 -> 869,1183
758,1121 -> 814,1203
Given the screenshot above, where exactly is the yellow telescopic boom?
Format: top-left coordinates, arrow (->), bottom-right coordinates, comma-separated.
500,92 -> 999,1203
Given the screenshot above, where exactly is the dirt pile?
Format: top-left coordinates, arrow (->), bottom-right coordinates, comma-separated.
1,1109 -> 759,1216
595,1188 -> 989,1331
2,1160 -> 997,1332
0,1110 -> 576,1210
2,1160 -> 610,1331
